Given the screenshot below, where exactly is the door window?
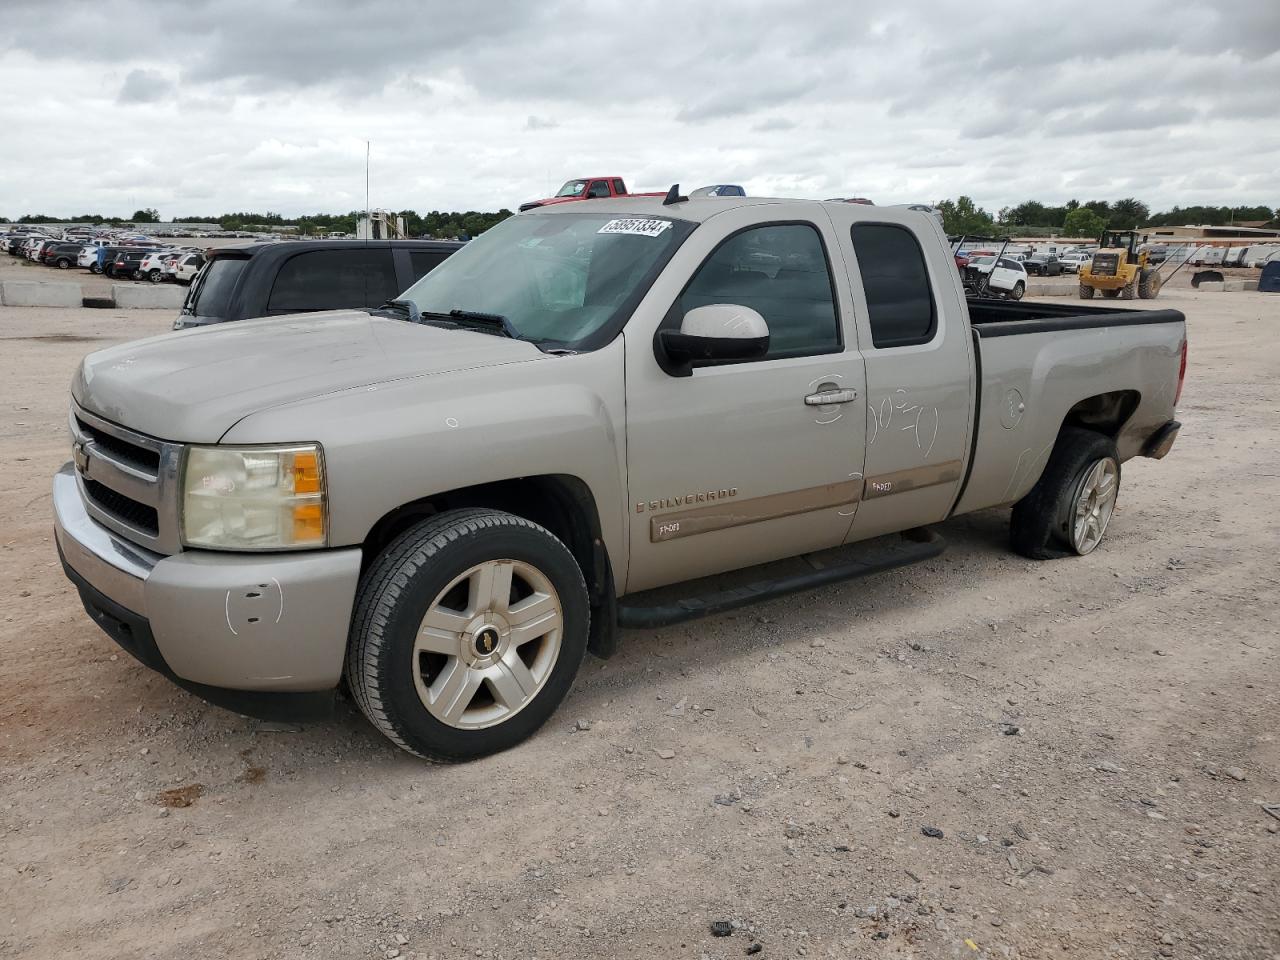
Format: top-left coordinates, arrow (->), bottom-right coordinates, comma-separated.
267,249 -> 398,311
678,223 -> 839,360
850,223 -> 937,348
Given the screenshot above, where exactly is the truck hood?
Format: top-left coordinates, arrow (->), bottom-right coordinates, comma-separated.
73,310 -> 547,443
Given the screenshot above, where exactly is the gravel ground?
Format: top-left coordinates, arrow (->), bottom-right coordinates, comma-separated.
1,290 -> 1277,960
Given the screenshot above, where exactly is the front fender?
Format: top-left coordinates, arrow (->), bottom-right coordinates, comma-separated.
221,342 -> 629,580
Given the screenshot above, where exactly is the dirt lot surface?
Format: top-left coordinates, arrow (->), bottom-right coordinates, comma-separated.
2,291 -> 1278,960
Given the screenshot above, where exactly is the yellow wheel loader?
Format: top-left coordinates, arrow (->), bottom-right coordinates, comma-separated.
1078,230 -> 1163,300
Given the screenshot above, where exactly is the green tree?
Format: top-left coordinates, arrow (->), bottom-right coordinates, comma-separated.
935,196 -> 996,236
131,207 -> 160,223
1109,198 -> 1150,229
1064,208 -> 1106,239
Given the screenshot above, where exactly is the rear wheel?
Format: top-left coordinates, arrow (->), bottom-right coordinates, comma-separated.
346,509 -> 589,761
56,258 -> 70,269
1010,281 -> 1025,301
1120,276 -> 1137,300
1078,283 -> 1095,299
1138,268 -> 1161,299
147,269 -> 162,283
1010,427 -> 1120,559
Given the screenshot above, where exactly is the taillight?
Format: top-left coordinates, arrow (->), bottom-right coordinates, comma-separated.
1174,339 -> 1187,407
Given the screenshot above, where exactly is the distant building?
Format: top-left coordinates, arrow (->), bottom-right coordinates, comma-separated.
1143,223 -> 1280,241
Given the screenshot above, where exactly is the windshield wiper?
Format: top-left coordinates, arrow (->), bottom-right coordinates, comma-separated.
369,298 -> 421,323
420,308 -> 520,340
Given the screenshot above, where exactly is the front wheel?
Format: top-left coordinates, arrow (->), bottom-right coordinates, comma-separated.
1078,283 -> 1095,299
346,509 -> 589,761
1010,281 -> 1025,301
1010,427 -> 1120,559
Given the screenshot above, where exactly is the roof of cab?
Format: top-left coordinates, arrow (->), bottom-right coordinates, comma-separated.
519,195 -> 941,228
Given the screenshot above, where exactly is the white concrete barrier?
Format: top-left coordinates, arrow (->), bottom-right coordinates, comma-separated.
111,283 -> 186,309
0,280 -> 83,307
1197,281 -> 1225,292
1222,280 -> 1248,292
1027,283 -> 1076,297
1242,280 -> 1259,292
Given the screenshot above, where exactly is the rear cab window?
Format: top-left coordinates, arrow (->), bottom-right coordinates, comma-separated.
850,223 -> 937,348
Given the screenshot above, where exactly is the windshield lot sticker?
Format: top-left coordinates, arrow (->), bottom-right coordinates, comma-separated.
598,218 -> 672,238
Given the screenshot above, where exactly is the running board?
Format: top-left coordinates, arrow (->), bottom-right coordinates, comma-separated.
616,528 -> 945,629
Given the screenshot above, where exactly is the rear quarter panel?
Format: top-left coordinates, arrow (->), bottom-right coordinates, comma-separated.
954,319 -> 1183,515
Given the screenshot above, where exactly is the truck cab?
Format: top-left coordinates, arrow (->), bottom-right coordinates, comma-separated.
517,176 -> 629,212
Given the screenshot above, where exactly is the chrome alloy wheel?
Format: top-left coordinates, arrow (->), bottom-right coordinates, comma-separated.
1068,457 -> 1119,554
412,559 -> 563,729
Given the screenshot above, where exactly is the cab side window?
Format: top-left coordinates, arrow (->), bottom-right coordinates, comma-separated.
678,223 -> 839,360
586,180 -> 611,199
267,249 -> 398,312
850,223 -> 937,348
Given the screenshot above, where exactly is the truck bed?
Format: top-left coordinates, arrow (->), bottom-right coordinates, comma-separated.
952,297 -> 1185,518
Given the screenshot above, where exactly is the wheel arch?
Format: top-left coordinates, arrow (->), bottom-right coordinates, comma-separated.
1059,389 -> 1141,441
360,474 -> 618,658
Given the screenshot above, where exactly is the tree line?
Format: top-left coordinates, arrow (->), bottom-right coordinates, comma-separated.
936,197 -> 1278,239
6,208 -> 514,239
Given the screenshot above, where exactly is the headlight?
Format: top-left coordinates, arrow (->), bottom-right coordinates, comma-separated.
181,444 -> 327,550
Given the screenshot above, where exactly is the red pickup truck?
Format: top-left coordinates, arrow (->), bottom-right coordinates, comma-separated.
518,176 -> 661,212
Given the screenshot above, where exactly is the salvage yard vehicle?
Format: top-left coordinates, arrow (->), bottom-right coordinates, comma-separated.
965,254 -> 1029,299
517,176 -> 663,212
54,195 -> 1186,761
1025,254 -> 1063,277
1079,230 -> 1163,300
173,239 -> 462,329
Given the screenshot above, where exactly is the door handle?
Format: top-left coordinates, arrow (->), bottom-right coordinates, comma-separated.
804,388 -> 859,406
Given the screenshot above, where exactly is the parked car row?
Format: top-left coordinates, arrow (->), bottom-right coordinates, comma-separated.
2,231 -> 207,284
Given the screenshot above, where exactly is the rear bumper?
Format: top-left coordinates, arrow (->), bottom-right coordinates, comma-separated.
53,463 -> 363,714
1142,420 -> 1180,460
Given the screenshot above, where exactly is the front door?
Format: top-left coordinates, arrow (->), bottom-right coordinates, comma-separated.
623,206 -> 867,594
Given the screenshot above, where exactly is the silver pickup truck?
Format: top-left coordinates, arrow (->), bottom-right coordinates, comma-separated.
54,195 -> 1185,760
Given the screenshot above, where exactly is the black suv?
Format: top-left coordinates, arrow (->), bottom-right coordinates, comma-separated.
44,242 -> 87,269
1024,254 -> 1063,277
174,239 -> 463,329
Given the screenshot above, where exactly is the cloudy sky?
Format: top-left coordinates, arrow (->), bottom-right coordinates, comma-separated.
1,0 -> 1277,219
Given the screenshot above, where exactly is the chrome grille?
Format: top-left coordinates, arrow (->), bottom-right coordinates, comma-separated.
69,403 -> 183,554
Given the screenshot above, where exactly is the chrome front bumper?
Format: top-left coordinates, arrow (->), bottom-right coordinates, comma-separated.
54,463 -> 363,692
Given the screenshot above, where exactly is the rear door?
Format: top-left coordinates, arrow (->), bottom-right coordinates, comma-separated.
827,208 -> 974,542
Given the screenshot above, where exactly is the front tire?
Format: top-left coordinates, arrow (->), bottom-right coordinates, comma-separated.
1138,268 -> 1161,299
1010,281 -> 1025,301
1010,427 -> 1120,560
1078,282 -> 1095,299
346,509 -> 589,761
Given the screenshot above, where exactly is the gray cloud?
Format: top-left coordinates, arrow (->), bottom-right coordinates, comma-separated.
0,0 -> 1276,217
117,69 -> 171,104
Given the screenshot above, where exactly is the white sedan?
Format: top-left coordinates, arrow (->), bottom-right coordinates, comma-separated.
968,255 -> 1028,299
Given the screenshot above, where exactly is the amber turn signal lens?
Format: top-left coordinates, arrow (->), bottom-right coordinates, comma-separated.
292,450 -> 321,494
292,503 -> 325,541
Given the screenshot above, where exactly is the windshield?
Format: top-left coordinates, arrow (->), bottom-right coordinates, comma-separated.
398,212 -> 691,349
555,180 -> 588,198
971,256 -> 995,266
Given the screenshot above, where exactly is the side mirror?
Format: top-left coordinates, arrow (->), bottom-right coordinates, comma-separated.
654,304 -> 770,377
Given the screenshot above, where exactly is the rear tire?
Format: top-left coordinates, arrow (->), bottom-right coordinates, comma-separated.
147,269 -> 162,283
345,509 -> 589,762
1120,276 -> 1137,300
56,258 -> 70,269
1010,428 -> 1120,560
1138,269 -> 1161,299
1078,283 -> 1095,299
